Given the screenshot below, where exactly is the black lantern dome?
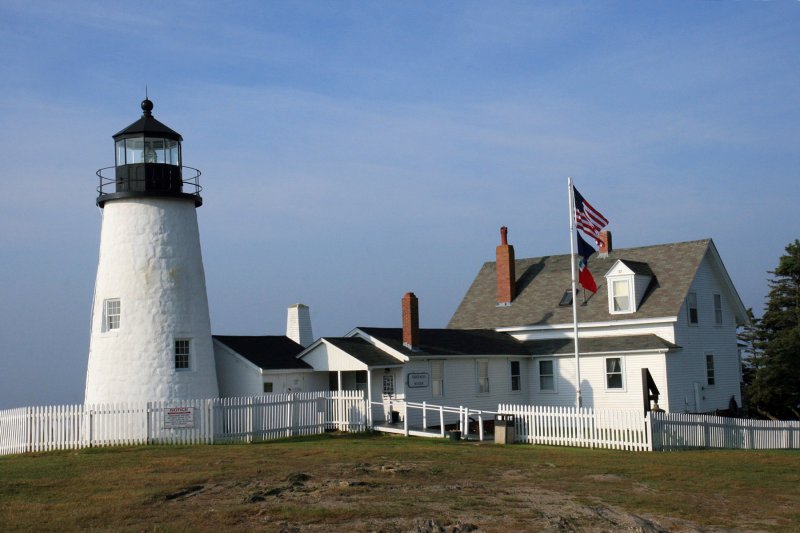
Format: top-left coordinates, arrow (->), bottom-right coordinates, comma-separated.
96,99 -> 202,207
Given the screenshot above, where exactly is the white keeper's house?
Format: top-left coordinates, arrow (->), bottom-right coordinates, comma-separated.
231,228 -> 747,420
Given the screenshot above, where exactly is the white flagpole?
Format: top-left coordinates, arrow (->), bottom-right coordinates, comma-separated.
567,177 -> 582,408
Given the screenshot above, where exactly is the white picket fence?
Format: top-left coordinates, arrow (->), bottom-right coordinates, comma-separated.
5,395 -> 800,456
498,404 -> 652,451
649,411 -> 800,451
0,391 -> 367,456
498,404 -> 800,452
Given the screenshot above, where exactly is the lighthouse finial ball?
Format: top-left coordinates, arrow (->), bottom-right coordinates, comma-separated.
141,98 -> 154,115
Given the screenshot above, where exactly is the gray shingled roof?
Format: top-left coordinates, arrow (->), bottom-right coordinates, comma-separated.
448,239 -> 711,329
323,337 -> 404,367
213,335 -> 312,370
357,327 -> 530,357
524,334 -> 678,356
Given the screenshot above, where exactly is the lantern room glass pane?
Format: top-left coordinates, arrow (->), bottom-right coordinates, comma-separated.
144,138 -> 165,163
165,139 -> 180,165
125,137 -> 144,164
115,140 -> 126,165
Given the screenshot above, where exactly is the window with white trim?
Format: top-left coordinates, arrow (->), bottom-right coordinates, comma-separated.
382,375 -> 395,395
714,294 -> 723,325
431,360 -> 444,397
706,353 -> 715,386
510,360 -> 521,392
104,298 -> 121,331
612,279 -> 631,312
605,357 -> 623,389
263,382 -> 273,393
687,292 -> 699,324
477,360 -> 489,394
538,359 -> 555,392
174,339 -> 190,370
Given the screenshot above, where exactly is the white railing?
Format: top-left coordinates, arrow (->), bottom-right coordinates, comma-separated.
650,411 -> 800,451
498,404 -> 652,451
373,399 -> 495,441
0,391 -> 367,456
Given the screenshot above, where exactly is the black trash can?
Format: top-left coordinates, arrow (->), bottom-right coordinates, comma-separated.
495,414 -> 515,444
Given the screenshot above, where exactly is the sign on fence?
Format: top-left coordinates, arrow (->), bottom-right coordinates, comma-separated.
164,407 -> 195,429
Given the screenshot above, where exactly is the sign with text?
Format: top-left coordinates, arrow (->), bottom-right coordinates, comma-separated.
164,407 -> 195,429
407,372 -> 430,388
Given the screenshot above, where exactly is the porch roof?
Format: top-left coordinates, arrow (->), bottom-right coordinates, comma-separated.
524,334 -> 678,356
357,327 -> 530,357
324,337 -> 404,367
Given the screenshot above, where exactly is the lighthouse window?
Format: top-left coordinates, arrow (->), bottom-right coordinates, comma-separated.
115,140 -> 126,166
125,138 -> 144,164
104,299 -> 120,331
166,139 -> 180,165
175,340 -> 191,370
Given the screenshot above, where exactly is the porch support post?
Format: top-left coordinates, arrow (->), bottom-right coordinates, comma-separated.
337,371 -> 343,431
366,368 -> 373,427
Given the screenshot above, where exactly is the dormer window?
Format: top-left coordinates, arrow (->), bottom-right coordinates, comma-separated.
604,260 -> 653,315
612,279 -> 631,312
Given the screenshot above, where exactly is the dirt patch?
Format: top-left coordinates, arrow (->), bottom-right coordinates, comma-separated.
163,461 -> 717,532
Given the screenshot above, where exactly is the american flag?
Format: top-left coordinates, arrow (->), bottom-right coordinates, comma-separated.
573,186 -> 608,244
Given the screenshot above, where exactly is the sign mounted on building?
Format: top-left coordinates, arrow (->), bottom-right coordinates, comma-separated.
164,406 -> 195,429
407,373 -> 430,388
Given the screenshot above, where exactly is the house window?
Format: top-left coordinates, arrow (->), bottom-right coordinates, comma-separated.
174,339 -> 190,370
706,353 -> 715,386
263,382 -> 273,393
714,294 -> 723,325
104,299 -> 121,331
510,360 -> 521,391
431,360 -> 444,397
605,357 -> 623,389
355,371 -> 367,392
538,359 -> 555,392
477,360 -> 489,394
382,375 -> 395,395
687,292 -> 699,324
612,279 -> 631,312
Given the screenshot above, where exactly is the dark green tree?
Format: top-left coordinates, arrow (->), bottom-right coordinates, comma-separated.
737,308 -> 762,413
747,239 -> 800,419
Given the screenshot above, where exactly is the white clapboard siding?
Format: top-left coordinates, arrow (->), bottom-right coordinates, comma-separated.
0,391 -> 368,456
650,411 -> 800,450
498,404 -> 652,452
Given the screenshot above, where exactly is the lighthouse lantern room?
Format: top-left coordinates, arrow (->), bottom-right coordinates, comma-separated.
85,99 -> 219,406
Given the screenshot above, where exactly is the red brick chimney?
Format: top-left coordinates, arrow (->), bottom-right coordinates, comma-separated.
496,226 -> 516,305
402,292 -> 419,350
598,230 -> 612,257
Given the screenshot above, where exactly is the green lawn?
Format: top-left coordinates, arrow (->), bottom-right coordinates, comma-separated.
1,433 -> 798,531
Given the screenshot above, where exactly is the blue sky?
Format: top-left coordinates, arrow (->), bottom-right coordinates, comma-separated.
0,1 -> 798,409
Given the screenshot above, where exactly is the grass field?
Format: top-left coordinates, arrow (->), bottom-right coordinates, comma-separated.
1,432 -> 798,532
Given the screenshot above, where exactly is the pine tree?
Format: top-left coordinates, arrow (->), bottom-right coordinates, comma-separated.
737,308 -> 762,413
748,239 -> 800,419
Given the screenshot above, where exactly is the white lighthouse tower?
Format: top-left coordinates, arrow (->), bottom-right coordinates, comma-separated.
85,99 -> 219,405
